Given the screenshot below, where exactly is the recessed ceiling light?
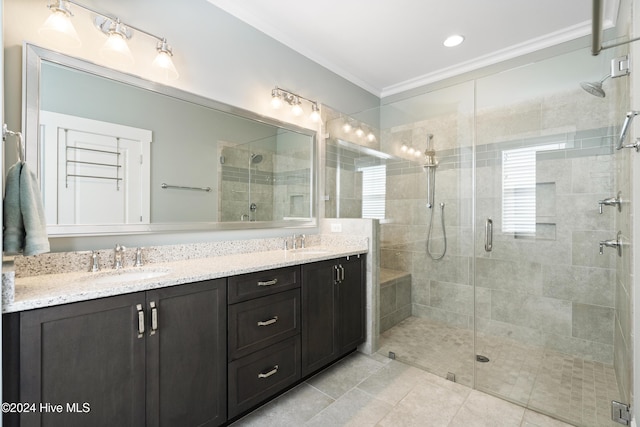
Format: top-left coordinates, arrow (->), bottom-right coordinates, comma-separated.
443,34 -> 465,47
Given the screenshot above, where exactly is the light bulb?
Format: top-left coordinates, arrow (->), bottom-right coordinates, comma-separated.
355,127 -> 364,137
100,32 -> 134,67
401,144 -> 408,152
271,89 -> 283,109
343,122 -> 352,132
367,132 -> 376,142
291,99 -> 303,116
407,147 -> 415,155
38,3 -> 81,48
414,150 -> 422,157
310,104 -> 320,122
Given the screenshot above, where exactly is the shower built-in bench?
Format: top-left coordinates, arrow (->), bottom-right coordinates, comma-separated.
379,268 -> 412,333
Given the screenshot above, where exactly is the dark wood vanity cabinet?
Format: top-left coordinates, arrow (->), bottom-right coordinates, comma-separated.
3,279 -> 227,427
3,255 -> 366,426
227,266 -> 301,418
301,255 -> 365,376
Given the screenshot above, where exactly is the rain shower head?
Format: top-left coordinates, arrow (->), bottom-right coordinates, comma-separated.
580,72 -> 613,98
250,153 -> 263,164
580,79 -> 606,97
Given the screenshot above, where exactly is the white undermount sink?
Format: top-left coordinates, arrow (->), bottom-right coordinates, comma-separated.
75,268 -> 171,286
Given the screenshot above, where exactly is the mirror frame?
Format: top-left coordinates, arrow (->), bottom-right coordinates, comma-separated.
22,43 -> 318,236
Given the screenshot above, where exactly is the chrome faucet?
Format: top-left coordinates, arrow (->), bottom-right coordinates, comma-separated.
114,244 -> 126,269
89,251 -> 100,272
300,234 -> 306,249
292,234 -> 298,250
599,231 -> 622,256
598,192 -> 621,214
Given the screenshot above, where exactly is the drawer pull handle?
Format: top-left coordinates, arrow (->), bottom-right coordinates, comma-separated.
257,365 -> 279,379
257,316 -> 278,327
150,301 -> 158,335
136,304 -> 145,338
257,279 -> 278,287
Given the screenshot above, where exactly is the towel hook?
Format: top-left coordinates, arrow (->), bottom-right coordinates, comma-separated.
2,123 -> 25,163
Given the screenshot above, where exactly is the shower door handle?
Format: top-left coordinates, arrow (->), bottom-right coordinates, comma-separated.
484,219 -> 493,252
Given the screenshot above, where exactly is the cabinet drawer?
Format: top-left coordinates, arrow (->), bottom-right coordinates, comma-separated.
228,266 -> 299,304
228,335 -> 301,418
228,289 -> 300,360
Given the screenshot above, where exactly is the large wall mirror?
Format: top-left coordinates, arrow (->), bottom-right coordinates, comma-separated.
23,44 -> 317,236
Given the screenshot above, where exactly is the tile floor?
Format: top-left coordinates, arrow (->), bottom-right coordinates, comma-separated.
232,351 -> 577,427
377,316 -> 621,427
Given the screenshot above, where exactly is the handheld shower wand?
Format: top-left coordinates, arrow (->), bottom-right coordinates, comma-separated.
422,134 -> 446,260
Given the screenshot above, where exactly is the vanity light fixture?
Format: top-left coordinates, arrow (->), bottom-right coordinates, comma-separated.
367,130 -> 376,142
342,121 -> 352,133
40,0 -> 179,80
95,17 -> 134,67
270,87 -> 320,121
38,0 -> 82,48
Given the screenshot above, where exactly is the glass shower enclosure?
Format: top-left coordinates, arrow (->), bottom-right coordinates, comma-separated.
327,44 -> 631,427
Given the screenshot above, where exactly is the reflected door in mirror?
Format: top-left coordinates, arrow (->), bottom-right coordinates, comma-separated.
40,111 -> 151,225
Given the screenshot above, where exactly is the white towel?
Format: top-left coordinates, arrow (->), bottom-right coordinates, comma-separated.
3,161 -> 50,256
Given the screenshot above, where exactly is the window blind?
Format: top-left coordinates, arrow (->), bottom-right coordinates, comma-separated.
502,147 -> 536,234
360,164 -> 386,219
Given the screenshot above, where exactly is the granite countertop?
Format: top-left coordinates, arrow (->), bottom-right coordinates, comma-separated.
4,245 -> 367,313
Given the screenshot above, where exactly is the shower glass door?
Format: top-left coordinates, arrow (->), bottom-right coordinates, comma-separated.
473,47 -> 628,427
375,81 -> 476,387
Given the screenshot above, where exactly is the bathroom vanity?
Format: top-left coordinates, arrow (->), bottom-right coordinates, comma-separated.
2,246 -> 366,427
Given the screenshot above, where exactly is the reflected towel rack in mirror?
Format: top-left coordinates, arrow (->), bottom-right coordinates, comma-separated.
3,124 -> 25,163
65,143 -> 122,189
161,183 -> 212,192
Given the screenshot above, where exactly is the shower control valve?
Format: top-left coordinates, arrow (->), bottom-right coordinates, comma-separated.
598,231 -> 622,257
598,192 -> 621,214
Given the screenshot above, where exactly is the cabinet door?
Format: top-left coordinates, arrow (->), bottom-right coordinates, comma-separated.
337,256 -> 366,355
146,279 -> 227,427
17,293 -> 146,427
301,259 -> 338,376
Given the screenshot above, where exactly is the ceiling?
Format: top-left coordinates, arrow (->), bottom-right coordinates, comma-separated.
207,0 -> 620,97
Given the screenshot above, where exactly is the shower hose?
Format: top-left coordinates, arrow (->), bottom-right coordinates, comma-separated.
427,202 -> 447,260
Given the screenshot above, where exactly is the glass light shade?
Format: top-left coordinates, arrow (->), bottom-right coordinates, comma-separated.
291,102 -> 303,116
271,94 -> 283,109
355,127 -> 364,137
309,105 -> 320,122
342,122 -> 352,132
367,132 -> 376,142
39,11 -> 81,48
100,32 -> 134,67
414,150 -> 422,157
407,147 -> 415,155
400,143 -> 408,152
152,51 -> 179,81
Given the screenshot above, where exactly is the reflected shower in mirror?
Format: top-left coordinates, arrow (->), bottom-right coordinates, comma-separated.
22,44 -> 317,236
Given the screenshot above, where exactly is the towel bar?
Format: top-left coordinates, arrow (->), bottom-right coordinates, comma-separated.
161,183 -> 212,192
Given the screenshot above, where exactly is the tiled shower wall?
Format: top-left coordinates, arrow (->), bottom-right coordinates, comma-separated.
218,144 -> 311,222
378,87 -> 619,364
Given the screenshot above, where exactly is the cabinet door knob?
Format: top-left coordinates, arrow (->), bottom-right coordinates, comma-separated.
136,304 -> 145,338
257,316 -> 278,327
257,365 -> 279,379
257,279 -> 278,287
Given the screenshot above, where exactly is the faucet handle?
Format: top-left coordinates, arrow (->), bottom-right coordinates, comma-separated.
134,247 -> 144,267
89,251 -> 100,272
